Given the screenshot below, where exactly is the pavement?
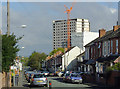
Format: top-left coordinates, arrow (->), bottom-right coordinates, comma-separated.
18,71 -> 23,87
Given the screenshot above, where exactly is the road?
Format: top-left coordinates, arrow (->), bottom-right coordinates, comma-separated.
15,71 -> 112,89
20,74 -> 106,89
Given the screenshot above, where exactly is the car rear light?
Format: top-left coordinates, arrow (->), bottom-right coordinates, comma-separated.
32,78 -> 34,81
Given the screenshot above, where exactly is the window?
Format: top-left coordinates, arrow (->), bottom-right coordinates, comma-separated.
104,41 -> 106,56
108,41 -> 110,54
111,40 -> 113,54
116,39 -> 118,53
98,42 -> 101,57
91,47 -> 93,58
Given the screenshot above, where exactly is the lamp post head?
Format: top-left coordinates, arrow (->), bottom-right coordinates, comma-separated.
21,47 -> 25,49
21,25 -> 27,28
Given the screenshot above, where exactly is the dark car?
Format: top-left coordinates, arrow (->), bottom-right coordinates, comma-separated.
49,72 -> 55,76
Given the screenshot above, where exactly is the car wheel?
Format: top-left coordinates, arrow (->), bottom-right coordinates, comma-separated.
29,84 -> 33,88
45,84 -> 48,87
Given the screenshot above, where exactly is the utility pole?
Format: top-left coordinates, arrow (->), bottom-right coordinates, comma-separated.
7,0 -> 10,36
7,0 -> 11,87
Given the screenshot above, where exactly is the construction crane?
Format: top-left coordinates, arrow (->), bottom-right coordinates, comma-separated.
64,2 -> 75,49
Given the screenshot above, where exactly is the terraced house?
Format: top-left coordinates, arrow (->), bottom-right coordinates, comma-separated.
84,25 -> 120,85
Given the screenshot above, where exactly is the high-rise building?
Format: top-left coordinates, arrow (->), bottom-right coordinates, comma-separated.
118,1 -> 120,25
71,32 -> 99,51
53,18 -> 90,49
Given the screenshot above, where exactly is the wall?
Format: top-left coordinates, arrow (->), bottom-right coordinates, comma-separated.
62,46 -> 81,71
71,31 -> 99,51
107,71 -> 120,87
83,32 -> 99,50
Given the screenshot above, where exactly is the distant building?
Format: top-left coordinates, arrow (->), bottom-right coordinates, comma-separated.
62,46 -> 82,71
71,32 -> 99,51
53,18 -> 90,49
118,1 -> 120,25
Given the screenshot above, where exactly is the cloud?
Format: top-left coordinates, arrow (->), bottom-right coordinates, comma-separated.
2,2 -> 117,57
109,8 -> 117,14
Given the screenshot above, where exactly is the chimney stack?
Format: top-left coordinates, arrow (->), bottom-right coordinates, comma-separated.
113,25 -> 120,31
99,29 -> 106,38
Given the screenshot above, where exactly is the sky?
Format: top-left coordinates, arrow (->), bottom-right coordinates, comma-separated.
1,1 -> 118,57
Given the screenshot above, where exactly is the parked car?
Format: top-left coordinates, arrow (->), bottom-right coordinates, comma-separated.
76,71 -> 84,75
25,71 -> 34,81
57,72 -> 64,77
69,73 -> 83,84
28,72 -> 35,83
63,73 -> 70,82
37,71 -> 43,73
43,71 -> 49,76
30,73 -> 48,87
49,72 -> 55,76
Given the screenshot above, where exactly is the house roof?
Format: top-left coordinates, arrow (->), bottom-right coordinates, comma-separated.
64,46 -> 76,54
96,55 -> 120,63
77,52 -> 85,57
86,59 -> 95,65
84,28 -> 120,47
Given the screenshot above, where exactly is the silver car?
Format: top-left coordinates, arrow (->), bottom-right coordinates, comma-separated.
30,73 -> 48,87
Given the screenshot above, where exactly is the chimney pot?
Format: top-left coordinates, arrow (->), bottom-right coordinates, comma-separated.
113,25 -> 120,31
99,29 -> 106,38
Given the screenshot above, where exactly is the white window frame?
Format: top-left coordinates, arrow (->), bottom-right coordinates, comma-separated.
116,39 -> 118,54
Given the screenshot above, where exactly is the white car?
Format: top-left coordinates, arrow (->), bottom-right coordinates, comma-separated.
30,73 -> 48,87
43,71 -> 49,76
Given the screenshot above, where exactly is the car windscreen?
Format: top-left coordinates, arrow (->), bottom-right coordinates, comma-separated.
66,73 -> 70,76
33,74 -> 45,78
71,74 -> 81,77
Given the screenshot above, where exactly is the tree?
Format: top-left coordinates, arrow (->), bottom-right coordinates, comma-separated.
49,48 -> 64,56
28,51 -> 47,70
106,63 -> 120,72
2,33 -> 21,72
21,57 -> 29,66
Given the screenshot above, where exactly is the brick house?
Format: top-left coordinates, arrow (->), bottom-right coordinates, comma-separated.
84,25 -> 120,84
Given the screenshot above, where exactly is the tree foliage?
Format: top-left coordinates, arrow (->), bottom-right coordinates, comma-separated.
28,51 -> 47,70
2,34 -> 21,72
106,63 -> 120,72
49,48 -> 64,56
21,57 -> 29,66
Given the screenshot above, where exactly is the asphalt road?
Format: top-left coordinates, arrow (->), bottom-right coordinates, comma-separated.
21,76 -> 106,89
18,72 -> 112,89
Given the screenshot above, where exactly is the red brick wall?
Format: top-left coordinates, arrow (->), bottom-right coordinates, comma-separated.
107,71 -> 120,86
113,39 -> 116,54
89,47 -> 91,59
99,29 -> 106,37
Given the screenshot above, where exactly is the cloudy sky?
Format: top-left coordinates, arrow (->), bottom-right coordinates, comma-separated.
1,1 -> 118,57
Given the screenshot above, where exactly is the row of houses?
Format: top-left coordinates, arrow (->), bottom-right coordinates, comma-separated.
83,25 -> 120,75
43,25 -> 120,86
